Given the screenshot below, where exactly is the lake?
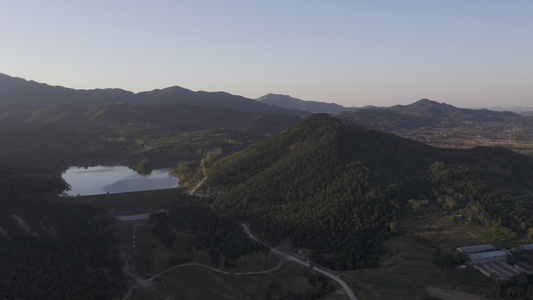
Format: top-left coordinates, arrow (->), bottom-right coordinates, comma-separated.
61,165 -> 179,196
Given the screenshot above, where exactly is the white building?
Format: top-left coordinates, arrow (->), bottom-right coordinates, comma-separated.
457,244 -> 495,255
468,250 -> 507,264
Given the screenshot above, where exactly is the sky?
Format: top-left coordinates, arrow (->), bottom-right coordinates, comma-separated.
1,1 -> 532,108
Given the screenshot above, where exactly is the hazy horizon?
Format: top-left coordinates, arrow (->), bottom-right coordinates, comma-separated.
3,71 -> 533,111
2,1 -> 532,108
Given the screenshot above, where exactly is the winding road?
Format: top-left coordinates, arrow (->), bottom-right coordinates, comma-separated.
121,251 -> 284,300
241,224 -> 358,300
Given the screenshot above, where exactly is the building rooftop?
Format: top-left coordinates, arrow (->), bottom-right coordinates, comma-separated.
468,250 -> 507,261
457,244 -> 495,254
520,243 -> 533,251
515,262 -> 533,273
492,261 -> 520,276
474,263 -> 501,278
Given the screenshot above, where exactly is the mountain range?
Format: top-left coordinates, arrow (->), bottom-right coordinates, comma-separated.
0,73 -> 307,118
4,72 -> 530,121
3,71 -> 533,158
338,98 -> 522,129
2,72 -> 533,298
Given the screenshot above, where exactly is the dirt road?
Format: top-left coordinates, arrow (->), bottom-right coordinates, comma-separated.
241,224 -> 358,300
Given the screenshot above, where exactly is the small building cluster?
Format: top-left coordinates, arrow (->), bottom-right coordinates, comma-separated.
468,250 -> 507,264
457,243 -> 533,281
457,244 -> 495,255
512,243 -> 533,252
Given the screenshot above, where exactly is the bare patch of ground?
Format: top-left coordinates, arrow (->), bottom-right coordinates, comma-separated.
427,287 -> 488,300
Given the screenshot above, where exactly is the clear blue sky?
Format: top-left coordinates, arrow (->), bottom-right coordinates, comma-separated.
2,1 -> 532,108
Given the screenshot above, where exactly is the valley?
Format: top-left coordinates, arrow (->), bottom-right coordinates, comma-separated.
338,99 -> 533,156
1,74 -> 533,299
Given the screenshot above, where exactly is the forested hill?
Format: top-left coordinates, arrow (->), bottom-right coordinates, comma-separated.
0,184 -> 123,299
338,98 -> 523,130
206,114 -> 533,270
388,98 -> 519,120
338,98 -> 530,131
0,73 -> 307,117
0,73 -> 308,169
23,102 -> 300,134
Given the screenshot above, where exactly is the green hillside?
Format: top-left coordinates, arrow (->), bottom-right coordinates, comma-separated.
25,102 -> 300,133
0,175 -> 123,299
2,73 -> 533,297
206,114 -> 533,270
0,73 -> 307,172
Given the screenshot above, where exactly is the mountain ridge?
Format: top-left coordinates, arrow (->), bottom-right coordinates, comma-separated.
387,98 -> 520,119
255,93 -> 355,114
0,73 -> 308,117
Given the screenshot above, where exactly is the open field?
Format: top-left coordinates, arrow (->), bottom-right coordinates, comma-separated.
343,235 -> 493,300
59,188 -> 526,299
127,260 -> 341,300
396,126 -> 533,157
133,220 -> 192,276
400,213 -> 488,250
341,207 -> 498,300
128,218 -> 344,299
99,191 -> 345,300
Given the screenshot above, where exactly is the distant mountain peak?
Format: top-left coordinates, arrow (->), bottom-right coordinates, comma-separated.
256,93 -> 299,103
255,93 -> 355,114
409,98 -> 451,107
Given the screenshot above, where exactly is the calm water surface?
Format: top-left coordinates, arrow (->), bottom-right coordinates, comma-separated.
61,166 -> 179,196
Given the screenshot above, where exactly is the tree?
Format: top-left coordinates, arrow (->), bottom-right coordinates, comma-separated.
389,221 -> 398,233
528,227 -> 533,241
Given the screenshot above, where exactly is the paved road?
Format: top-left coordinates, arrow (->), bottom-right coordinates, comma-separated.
241,224 -> 358,300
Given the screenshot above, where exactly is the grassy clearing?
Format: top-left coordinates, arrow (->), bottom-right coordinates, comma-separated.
133,220 -> 195,276
76,187 -> 340,299
342,209 -> 497,300
343,235 -> 493,300
426,287 -> 486,300
55,187 -> 186,213
396,127 -> 533,157
344,235 -> 451,300
129,263 -> 331,300
402,214 -> 488,249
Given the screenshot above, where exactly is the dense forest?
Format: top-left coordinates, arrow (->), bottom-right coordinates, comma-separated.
150,199 -> 268,265
0,75 -> 308,298
429,161 -> 533,239
0,157 -> 125,299
206,114 -> 533,270
0,196 -> 124,299
2,74 -> 533,298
